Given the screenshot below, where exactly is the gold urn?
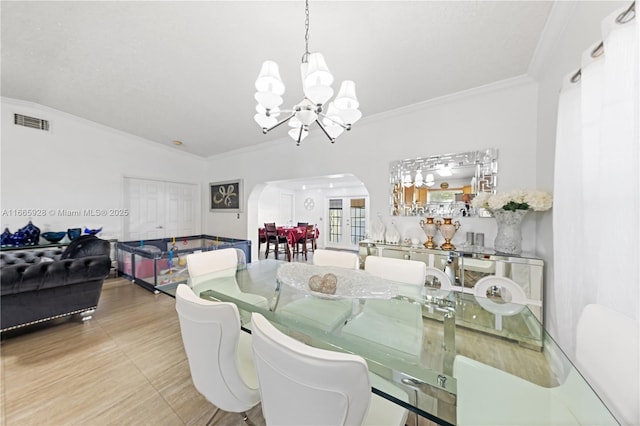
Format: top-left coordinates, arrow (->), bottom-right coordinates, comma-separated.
436,218 -> 461,250
420,217 -> 438,249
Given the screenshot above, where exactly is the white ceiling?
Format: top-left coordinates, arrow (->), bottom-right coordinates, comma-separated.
1,1 -> 553,158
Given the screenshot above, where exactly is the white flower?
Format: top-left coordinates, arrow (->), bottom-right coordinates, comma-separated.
474,189 -> 553,212
471,192 -> 491,209
524,190 -> 553,211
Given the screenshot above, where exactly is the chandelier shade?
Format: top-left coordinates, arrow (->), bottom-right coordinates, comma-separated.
303,83 -> 334,106
254,91 -> 283,110
334,80 -> 360,110
255,61 -> 285,95
253,0 -> 361,146
303,52 -> 334,87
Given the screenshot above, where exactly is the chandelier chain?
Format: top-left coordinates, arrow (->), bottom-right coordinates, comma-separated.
304,0 -> 310,59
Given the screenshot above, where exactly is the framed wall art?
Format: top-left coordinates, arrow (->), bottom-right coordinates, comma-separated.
209,179 -> 243,212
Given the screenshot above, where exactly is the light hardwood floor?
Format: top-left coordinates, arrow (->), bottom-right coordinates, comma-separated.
0,278 -> 266,426
1,251 -> 548,426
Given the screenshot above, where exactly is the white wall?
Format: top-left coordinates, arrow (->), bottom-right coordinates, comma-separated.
206,77 -> 540,257
257,185 -> 291,228
1,97 -> 206,241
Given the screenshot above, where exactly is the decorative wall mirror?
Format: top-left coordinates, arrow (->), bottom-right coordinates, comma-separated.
390,148 -> 498,217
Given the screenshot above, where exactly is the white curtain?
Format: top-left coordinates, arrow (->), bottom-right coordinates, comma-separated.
553,7 -> 638,359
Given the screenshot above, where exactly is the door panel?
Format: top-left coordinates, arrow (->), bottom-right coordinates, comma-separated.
326,197 -> 367,250
124,178 -> 199,240
126,178 -> 164,240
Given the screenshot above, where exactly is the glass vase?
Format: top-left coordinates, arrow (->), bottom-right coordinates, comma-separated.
493,209 -> 528,255
371,214 -> 386,243
385,220 -> 400,245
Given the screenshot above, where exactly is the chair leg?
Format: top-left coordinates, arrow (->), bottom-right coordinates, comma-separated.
242,411 -> 255,426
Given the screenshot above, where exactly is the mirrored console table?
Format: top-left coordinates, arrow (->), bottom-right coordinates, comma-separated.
359,241 -> 545,348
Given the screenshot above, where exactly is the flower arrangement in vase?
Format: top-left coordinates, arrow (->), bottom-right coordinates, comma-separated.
472,189 -> 552,255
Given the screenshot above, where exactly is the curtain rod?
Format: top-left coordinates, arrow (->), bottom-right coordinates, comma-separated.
570,1 -> 635,83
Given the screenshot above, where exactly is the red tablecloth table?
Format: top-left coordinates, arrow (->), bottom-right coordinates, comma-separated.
258,226 -> 319,247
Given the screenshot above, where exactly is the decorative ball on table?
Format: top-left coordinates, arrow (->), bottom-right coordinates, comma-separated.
308,273 -> 337,295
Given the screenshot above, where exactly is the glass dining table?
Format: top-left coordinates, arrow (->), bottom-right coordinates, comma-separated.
158,260 -> 618,426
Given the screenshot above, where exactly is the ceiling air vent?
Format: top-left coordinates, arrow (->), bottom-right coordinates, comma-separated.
14,113 -> 49,131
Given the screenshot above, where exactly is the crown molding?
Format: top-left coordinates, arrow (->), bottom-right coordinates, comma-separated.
528,2 -> 577,79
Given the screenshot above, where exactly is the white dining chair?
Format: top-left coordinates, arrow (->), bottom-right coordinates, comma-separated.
312,248 -> 360,269
175,284 -> 260,424
276,249 -> 358,332
341,256 -> 427,358
453,303 -> 634,426
250,313 -> 408,426
575,304 -> 639,425
186,249 -> 268,322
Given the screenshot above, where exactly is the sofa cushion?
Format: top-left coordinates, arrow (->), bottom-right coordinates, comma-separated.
61,236 -> 110,259
0,249 -> 64,267
1,256 -> 111,295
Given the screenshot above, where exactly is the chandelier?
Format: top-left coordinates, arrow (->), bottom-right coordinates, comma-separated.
253,0 -> 361,146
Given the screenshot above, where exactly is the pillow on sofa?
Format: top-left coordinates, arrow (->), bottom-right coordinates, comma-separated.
61,235 -> 110,259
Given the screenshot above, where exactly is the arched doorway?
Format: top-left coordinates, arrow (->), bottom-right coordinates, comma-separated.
246,174 -> 369,261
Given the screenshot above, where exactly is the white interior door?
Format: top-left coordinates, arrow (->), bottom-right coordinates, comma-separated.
124,177 -> 199,240
165,182 -> 196,237
325,197 -> 367,250
125,178 -> 164,240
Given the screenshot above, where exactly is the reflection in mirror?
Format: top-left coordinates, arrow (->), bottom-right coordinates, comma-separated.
390,149 -> 498,217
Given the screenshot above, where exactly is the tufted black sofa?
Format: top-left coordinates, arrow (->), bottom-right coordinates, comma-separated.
1,236 -> 112,332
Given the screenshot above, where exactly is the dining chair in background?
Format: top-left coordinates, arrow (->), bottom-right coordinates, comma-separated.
175,284 -> 260,425
250,313 -> 409,426
276,249 -> 358,331
257,228 -> 266,252
295,224 -> 317,260
264,222 -> 291,262
341,255 -> 427,358
292,222 -> 307,258
186,248 -> 268,323
312,248 -> 360,269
